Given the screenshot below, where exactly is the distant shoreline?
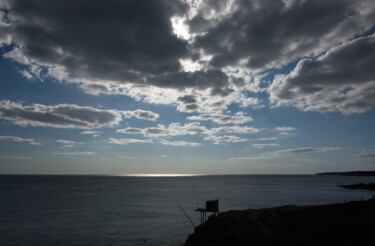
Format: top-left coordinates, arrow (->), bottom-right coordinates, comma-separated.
316,170 -> 375,176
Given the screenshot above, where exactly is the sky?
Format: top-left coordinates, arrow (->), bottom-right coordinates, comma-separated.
0,0 -> 375,175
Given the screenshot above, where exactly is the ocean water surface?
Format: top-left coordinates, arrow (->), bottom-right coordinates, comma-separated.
0,174 -> 374,246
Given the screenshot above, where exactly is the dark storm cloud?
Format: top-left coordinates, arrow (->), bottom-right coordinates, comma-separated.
192,0 -> 375,69
177,95 -> 200,112
269,35 -> 375,114
210,87 -> 235,97
1,0 -> 237,90
149,69 -> 230,89
0,100 -> 122,128
184,104 -> 199,111
2,0 -> 375,114
177,95 -> 197,104
2,0 -> 210,87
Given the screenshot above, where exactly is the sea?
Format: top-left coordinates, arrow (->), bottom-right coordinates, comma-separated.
1,174 -> 374,246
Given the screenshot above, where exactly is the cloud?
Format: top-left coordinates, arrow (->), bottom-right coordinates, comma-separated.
53,152 -> 95,156
123,110 -> 159,121
159,140 -> 201,147
0,136 -> 33,142
252,137 -> 278,141
187,113 -> 253,124
275,127 -> 296,132
117,128 -> 144,134
230,147 -> 341,160
192,0 -> 375,70
0,155 -> 32,159
177,95 -> 197,104
80,130 -> 101,137
274,127 -> 297,136
0,0 -> 237,95
108,138 -> 153,145
1,0 -> 191,85
266,147 -> 341,155
212,125 -> 261,134
29,141 -> 42,146
251,143 -> 279,149
269,35 -> 375,114
0,135 -> 41,145
117,122 -> 261,138
56,140 -> 77,145
56,139 -> 79,148
115,122 -> 262,145
117,122 -> 211,138
0,100 -> 122,129
2,0 -> 374,115
356,149 -> 375,158
204,135 -> 248,145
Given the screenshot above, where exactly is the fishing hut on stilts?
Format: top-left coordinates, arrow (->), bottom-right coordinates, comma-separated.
177,199 -> 219,230
195,199 -> 219,224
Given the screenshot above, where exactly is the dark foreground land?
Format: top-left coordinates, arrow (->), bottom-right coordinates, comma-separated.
183,198 -> 375,246
339,183 -> 375,191
317,170 -> 375,176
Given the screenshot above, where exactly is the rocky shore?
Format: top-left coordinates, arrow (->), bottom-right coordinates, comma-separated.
183,198 -> 375,246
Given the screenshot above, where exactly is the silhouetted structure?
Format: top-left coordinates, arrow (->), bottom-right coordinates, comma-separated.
195,200 -> 219,224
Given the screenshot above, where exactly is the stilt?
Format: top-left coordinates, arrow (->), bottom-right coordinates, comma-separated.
195,200 -> 219,225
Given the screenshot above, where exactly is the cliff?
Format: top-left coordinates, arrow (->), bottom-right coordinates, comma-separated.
183,198 -> 375,246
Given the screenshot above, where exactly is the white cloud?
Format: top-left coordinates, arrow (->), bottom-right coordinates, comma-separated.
251,143 -> 279,149
117,122 -> 211,138
0,136 -> 33,142
230,147 -> 341,160
108,138 -> 153,145
123,110 -> 159,121
30,141 -> 42,145
275,127 -> 296,132
212,125 -> 261,134
56,140 -> 77,145
204,135 -> 248,145
117,122 -> 261,139
252,137 -> 278,141
61,145 -> 75,148
0,135 -> 41,145
188,113 -> 253,124
159,140 -> 201,147
0,100 -> 123,129
0,155 -> 32,159
53,152 -> 95,156
269,35 -> 375,114
80,130 -> 101,137
275,127 -> 297,136
56,139 -> 79,148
